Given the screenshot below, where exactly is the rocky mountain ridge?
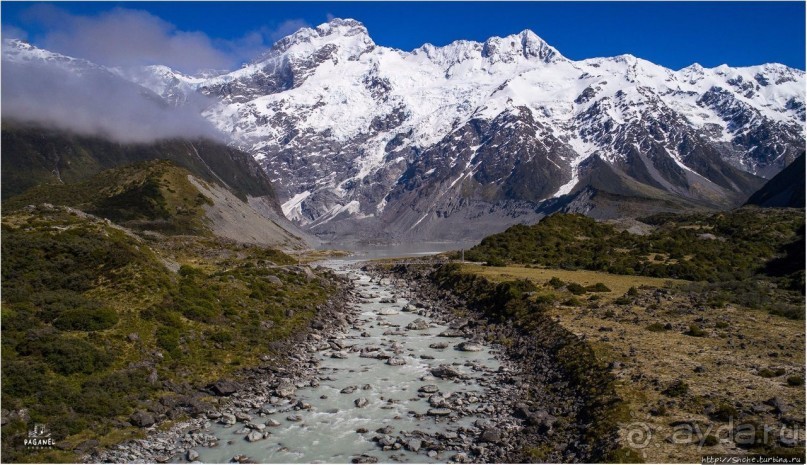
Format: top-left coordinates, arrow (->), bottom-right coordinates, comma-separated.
3,19 -> 804,243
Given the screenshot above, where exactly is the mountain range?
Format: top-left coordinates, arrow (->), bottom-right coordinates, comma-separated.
3,18 -> 804,244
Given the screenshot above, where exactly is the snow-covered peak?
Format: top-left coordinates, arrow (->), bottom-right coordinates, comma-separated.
482,29 -> 562,64
260,17 -> 375,60
2,38 -> 109,77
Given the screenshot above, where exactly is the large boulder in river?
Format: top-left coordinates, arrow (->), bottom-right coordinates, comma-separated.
386,356 -> 407,366
246,431 -> 266,442
431,365 -> 462,379
406,318 -> 429,331
455,341 -> 484,352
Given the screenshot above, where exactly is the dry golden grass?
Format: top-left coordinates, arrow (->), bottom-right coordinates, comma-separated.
547,299 -> 805,462
460,263 -> 805,462
459,263 -> 685,298
295,249 -> 351,263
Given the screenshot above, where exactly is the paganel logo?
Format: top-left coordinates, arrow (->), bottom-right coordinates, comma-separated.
24,424 -> 55,450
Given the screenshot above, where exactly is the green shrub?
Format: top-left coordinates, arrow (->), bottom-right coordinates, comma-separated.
29,336 -> 113,375
1,360 -> 50,397
156,326 -> 181,357
208,330 -> 233,344
626,286 -> 639,296
685,324 -> 706,337
646,323 -> 667,332
663,379 -> 689,397
567,283 -> 587,295
787,375 -> 804,386
54,305 -> 118,332
548,277 -> 565,289
586,283 -> 611,293
758,367 -> 786,378
710,402 -> 738,422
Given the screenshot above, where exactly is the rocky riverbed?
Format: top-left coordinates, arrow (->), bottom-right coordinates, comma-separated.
86,260 -> 543,464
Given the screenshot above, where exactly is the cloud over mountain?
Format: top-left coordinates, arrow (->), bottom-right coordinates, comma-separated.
2,40 -> 223,143
13,5 -> 311,74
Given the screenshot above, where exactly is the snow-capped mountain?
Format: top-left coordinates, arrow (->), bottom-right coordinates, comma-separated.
3,20 -> 805,243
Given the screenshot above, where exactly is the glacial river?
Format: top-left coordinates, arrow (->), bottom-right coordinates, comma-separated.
193,260 -> 502,463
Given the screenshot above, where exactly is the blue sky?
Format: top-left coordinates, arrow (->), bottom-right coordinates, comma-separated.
2,2 -> 804,73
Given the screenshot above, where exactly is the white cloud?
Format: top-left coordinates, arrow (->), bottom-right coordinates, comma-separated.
2,24 -> 29,41
18,4 -> 310,73
2,57 -> 223,143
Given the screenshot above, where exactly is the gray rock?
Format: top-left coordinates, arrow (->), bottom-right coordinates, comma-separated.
406,318 -> 429,331
406,439 -> 422,453
130,411 -> 156,428
478,429 -> 501,444
187,450 -> 200,461
355,397 -> 369,408
265,419 -> 281,427
246,431 -> 264,442
455,341 -> 484,352
386,356 -> 407,366
376,426 -> 394,435
419,385 -> 440,393
286,414 -> 303,422
431,366 -> 462,379
246,422 -> 265,431
341,386 -> 357,394
235,412 -> 252,423
275,381 -> 296,398
210,380 -> 239,396
438,329 -> 464,338
429,342 -> 449,349
220,413 -> 236,426
352,455 -> 378,464
427,408 -> 452,416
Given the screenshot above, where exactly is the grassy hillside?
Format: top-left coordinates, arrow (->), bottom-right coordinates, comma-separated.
0,204 -> 336,463
1,121 -> 279,204
5,160 -> 215,235
464,209 -> 805,317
